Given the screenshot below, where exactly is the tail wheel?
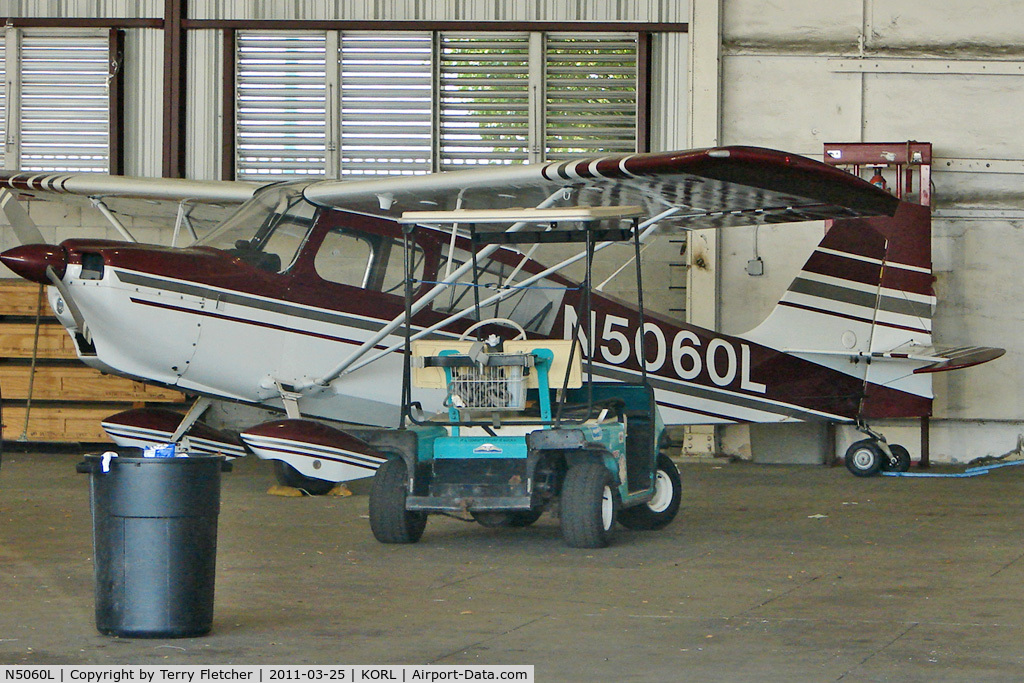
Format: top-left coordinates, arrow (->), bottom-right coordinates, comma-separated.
617,454 -> 682,531
880,444 -> 912,473
560,461 -> 617,548
369,458 -> 426,543
844,439 -> 884,477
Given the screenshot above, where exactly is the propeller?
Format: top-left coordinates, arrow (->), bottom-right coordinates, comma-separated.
0,188 -> 47,245
0,189 -> 88,336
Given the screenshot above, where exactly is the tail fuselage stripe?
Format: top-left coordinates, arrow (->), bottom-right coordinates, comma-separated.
778,300 -> 930,336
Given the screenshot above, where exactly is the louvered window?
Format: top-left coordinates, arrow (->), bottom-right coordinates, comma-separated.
14,32 -> 110,172
235,30 -> 641,178
340,32 -> 433,177
236,32 -> 327,180
439,33 -> 531,169
545,33 -> 638,159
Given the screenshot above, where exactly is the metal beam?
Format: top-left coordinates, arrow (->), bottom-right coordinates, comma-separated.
220,29 -> 236,181
108,28 -> 126,176
162,0 -> 187,178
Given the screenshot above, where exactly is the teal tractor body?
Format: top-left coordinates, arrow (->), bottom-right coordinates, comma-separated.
368,341 -> 681,548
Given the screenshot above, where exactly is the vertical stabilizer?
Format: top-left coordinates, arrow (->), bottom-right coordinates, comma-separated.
744,202 -> 935,418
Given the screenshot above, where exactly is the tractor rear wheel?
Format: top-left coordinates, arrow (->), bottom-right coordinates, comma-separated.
617,454 -> 682,531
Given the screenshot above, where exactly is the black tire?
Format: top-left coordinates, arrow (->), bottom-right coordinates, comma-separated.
617,454 -> 682,531
272,460 -> 336,495
844,439 -> 884,477
471,510 -> 544,528
560,460 -> 617,548
879,443 -> 912,472
369,458 -> 426,543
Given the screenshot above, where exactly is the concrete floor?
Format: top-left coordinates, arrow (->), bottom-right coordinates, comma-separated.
3,450 -> 1024,681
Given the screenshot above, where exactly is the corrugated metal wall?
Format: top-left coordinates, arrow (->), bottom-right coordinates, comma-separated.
0,1 -> 161,16
123,28 -> 164,178
188,1 -> 685,23
186,30 -> 223,180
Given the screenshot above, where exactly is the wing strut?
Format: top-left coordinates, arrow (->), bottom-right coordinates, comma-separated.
297,189 -> 570,390
171,200 -> 200,247
336,207 -> 682,379
90,197 -> 137,243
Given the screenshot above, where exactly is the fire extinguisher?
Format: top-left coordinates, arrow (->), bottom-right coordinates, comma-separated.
868,167 -> 888,191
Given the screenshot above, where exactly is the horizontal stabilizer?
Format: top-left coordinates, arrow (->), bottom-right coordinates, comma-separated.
908,345 -> 1006,374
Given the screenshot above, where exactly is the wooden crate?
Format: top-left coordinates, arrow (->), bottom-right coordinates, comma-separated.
3,405 -> 117,443
0,280 -> 49,316
0,279 -> 186,443
0,365 -> 182,402
0,323 -> 78,359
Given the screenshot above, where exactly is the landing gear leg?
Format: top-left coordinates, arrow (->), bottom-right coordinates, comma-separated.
170,396 -> 213,443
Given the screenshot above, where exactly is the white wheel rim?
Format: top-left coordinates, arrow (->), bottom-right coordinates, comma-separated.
601,485 -> 614,530
852,448 -> 876,469
647,470 -> 674,513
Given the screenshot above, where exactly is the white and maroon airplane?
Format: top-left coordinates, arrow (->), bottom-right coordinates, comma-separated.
0,146 -> 1003,485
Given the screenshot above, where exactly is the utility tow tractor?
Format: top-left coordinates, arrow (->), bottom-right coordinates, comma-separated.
368,206 -> 680,548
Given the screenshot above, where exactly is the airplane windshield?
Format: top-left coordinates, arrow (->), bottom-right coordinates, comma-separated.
197,184 -> 318,273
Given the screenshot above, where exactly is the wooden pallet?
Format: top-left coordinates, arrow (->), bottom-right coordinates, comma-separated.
0,279 -> 186,443
0,365 -> 182,402
4,405 -> 118,443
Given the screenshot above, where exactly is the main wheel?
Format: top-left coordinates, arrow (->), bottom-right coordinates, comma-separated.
272,460 -> 336,495
560,461 -> 617,548
880,443 -> 912,473
617,454 -> 682,531
369,458 -> 427,543
844,439 -> 884,477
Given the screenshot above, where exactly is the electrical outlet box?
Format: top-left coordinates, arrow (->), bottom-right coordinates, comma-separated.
746,257 -> 764,276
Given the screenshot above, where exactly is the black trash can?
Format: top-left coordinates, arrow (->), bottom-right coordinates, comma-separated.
77,452 -> 230,638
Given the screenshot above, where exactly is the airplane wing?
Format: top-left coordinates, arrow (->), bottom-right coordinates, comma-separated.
0,171 -> 261,204
0,146 -> 898,239
303,146 -> 901,229
0,171 -> 265,240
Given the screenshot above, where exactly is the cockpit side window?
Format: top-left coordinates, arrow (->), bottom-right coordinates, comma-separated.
315,230 -> 375,288
313,227 -> 424,294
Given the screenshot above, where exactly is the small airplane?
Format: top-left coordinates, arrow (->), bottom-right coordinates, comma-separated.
0,146 -> 1004,486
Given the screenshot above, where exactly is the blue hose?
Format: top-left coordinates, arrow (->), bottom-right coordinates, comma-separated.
880,459 -> 1024,478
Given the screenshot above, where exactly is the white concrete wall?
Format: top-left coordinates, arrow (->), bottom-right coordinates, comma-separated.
717,0 -> 1024,463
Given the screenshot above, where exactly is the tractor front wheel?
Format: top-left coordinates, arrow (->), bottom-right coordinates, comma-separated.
369,458 -> 426,543
560,461 -> 617,548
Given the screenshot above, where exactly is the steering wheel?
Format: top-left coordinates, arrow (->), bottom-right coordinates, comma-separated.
458,317 -> 528,341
